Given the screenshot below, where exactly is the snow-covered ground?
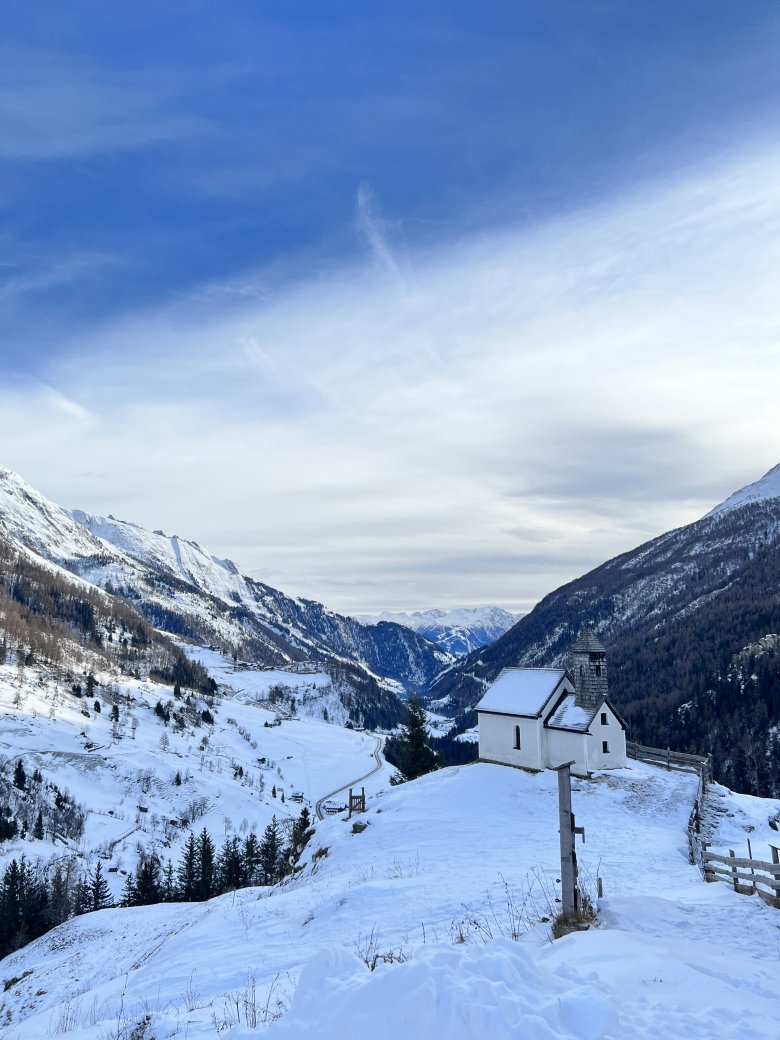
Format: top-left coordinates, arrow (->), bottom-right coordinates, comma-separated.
0,651 -> 393,900
1,758 -> 778,1039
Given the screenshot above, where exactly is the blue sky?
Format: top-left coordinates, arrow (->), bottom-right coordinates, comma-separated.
2,3 -> 780,612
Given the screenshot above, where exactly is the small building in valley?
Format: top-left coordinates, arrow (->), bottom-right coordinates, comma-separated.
476,628 -> 626,777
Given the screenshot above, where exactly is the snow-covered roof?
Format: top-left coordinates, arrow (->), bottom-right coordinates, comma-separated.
545,693 -> 598,732
476,668 -> 567,717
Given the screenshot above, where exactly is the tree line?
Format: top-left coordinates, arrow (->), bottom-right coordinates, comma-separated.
0,810 -> 312,961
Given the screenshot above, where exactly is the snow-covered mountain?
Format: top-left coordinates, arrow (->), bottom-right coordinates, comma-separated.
429,463 -> 780,777
705,460 -> 780,517
0,466 -> 451,702
355,606 -> 520,656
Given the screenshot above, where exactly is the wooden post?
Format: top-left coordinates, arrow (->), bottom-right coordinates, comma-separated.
666,747 -> 671,771
597,876 -> 603,899
769,845 -> 780,899
747,838 -> 756,893
555,761 -> 584,917
729,849 -> 738,892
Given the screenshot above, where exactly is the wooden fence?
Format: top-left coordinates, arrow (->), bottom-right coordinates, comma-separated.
702,845 -> 780,908
628,739 -> 780,909
626,740 -> 709,775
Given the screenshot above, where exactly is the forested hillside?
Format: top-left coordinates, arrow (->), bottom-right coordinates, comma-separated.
428,495 -> 780,796
0,538 -> 215,694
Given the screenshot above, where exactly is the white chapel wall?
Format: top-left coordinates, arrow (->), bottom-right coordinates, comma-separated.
478,712 -> 543,770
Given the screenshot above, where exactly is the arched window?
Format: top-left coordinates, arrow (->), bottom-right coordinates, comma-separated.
595,664 -> 602,677
514,725 -> 521,750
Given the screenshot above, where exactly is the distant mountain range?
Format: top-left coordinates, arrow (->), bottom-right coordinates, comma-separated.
430,463 -> 780,797
354,606 -> 520,656
0,467 -> 451,721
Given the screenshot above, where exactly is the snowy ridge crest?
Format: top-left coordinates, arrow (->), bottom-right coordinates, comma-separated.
706,462 -> 780,517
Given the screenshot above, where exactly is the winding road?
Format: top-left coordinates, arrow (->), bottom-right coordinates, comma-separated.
315,735 -> 384,820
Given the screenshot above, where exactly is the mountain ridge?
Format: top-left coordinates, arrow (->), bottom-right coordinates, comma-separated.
354,605 -> 520,656
0,467 -> 451,706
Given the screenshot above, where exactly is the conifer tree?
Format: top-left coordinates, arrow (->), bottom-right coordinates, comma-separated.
162,860 -> 176,902
218,836 -> 244,892
13,759 -> 26,790
89,861 -> 112,912
390,697 -> 438,784
177,832 -> 198,901
259,818 -> 283,885
195,828 -> 215,900
290,807 -> 312,860
242,832 -> 261,886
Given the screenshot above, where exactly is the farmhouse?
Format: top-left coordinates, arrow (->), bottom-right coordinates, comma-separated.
476,628 -> 626,777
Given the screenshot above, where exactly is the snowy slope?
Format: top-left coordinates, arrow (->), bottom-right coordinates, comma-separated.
706,461 -> 780,516
356,606 -> 520,656
0,466 -> 451,697
0,650 -> 393,901
1,760 -> 778,1039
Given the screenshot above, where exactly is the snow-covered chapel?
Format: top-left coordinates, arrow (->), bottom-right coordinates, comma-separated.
476,629 -> 627,777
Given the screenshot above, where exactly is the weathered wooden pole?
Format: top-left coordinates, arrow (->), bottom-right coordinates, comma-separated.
729,849 -> 738,892
555,761 -> 585,916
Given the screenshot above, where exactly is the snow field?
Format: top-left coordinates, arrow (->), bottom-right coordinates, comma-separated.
0,654 -> 393,901
2,757 -> 778,1039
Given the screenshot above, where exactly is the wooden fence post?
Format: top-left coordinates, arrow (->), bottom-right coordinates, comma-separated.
770,845 -> 780,901
747,838 -> 756,893
729,850 -> 738,892
555,761 -> 581,917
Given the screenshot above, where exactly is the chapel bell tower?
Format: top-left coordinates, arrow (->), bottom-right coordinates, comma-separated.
572,627 -> 608,710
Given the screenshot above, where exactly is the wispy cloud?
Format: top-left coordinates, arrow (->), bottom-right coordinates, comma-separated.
0,48 -> 204,162
4,141 -> 780,612
355,184 -> 403,280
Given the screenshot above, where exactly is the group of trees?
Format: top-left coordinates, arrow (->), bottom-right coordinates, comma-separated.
0,810 -> 313,958
122,812 -> 312,907
0,761 -> 86,848
0,856 -> 112,959
629,636 -> 780,798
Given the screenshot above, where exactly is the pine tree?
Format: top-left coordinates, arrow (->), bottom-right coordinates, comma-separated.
242,832 -> 261,886
259,818 -> 283,885
132,855 -> 163,906
390,697 -> 438,784
290,807 -> 312,860
177,832 -> 198,900
89,861 -> 112,912
195,828 -> 215,900
47,863 -> 72,927
13,759 -> 26,790
33,810 -> 44,840
218,836 -> 244,892
162,860 -> 176,902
